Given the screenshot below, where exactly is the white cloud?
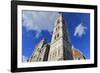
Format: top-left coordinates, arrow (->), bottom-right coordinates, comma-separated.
74,23 -> 87,37
22,11 -> 60,38
72,45 -> 74,49
22,55 -> 28,62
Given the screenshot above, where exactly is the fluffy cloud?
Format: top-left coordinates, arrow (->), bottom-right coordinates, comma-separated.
22,11 -> 60,38
74,23 -> 87,37
72,45 -> 74,49
22,55 -> 28,62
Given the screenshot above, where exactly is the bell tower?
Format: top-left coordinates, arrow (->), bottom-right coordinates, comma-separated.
48,13 -> 73,61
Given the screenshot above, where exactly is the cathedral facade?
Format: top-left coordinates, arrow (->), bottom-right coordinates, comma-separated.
29,13 -> 85,62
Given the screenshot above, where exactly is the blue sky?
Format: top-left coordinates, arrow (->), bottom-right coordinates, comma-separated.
22,10 -> 90,61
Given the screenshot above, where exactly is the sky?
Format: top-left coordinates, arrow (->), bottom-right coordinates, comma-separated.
22,10 -> 90,61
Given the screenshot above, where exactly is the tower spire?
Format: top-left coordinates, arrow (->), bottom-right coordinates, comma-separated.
48,12 -> 73,61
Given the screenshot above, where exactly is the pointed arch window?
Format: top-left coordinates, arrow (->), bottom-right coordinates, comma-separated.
58,26 -> 60,30
57,19 -> 60,24
39,58 -> 41,61
57,33 -> 59,38
54,35 -> 56,40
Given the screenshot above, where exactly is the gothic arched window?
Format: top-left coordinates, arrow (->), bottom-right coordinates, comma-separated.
58,26 -> 60,30
39,58 -> 41,61
57,19 -> 60,24
57,33 -> 59,38
56,27 -> 57,31
34,55 -> 36,58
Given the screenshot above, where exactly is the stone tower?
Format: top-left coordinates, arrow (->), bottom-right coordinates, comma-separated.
29,39 -> 50,62
48,13 -> 73,61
